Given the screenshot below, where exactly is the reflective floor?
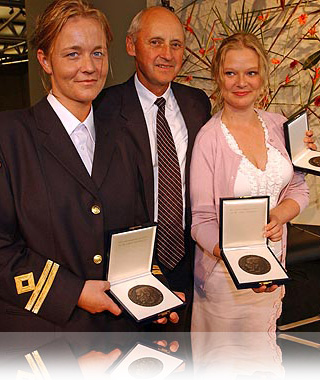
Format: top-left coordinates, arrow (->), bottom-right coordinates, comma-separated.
1,331 -> 319,379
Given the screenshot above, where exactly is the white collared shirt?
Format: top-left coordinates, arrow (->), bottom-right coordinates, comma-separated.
134,74 -> 188,227
47,93 -> 95,175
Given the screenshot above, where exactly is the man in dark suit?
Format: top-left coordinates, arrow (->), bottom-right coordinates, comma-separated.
95,6 -> 212,330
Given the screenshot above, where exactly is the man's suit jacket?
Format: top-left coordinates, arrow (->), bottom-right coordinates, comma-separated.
94,76 -> 212,292
0,97 -> 148,331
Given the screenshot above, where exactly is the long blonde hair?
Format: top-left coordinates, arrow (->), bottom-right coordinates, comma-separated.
211,32 -> 269,112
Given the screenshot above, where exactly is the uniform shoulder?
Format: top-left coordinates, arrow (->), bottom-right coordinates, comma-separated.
0,107 -> 33,135
0,108 -> 28,120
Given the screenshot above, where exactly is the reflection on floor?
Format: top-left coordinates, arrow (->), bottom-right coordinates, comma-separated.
1,332 -> 319,380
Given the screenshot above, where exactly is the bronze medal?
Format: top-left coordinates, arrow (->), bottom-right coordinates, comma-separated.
309,156 -> 320,167
128,357 -> 164,378
238,255 -> 271,275
128,285 -> 164,307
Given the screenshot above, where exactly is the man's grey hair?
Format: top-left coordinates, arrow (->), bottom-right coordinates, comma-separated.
127,8 -> 145,42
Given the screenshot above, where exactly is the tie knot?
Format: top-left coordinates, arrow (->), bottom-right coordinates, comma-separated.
155,97 -> 166,109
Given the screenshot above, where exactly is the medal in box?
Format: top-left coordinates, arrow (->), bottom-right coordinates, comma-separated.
219,196 -> 289,290
108,341 -> 184,379
106,224 -> 184,323
284,110 -> 320,176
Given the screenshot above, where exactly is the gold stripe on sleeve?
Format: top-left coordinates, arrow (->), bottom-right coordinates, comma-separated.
25,260 -> 53,311
32,263 -> 59,314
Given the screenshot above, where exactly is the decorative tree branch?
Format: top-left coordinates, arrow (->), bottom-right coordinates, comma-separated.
161,0 -> 174,12
175,0 -> 320,122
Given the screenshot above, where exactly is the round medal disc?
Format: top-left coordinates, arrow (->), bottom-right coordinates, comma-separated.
128,285 -> 164,307
128,357 -> 164,379
238,255 -> 271,275
309,156 -> 320,167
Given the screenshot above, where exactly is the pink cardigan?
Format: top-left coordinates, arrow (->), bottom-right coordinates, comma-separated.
190,109 -> 309,291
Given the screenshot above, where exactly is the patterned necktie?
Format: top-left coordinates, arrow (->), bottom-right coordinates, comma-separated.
155,97 -> 185,270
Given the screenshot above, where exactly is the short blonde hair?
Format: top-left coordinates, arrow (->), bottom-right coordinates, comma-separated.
211,32 -> 269,111
30,0 -> 112,92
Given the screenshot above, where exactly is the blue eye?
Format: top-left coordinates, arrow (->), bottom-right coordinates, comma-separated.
93,51 -> 104,57
67,52 -> 78,58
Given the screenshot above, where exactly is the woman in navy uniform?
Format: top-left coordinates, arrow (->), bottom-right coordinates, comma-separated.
0,0 -> 147,331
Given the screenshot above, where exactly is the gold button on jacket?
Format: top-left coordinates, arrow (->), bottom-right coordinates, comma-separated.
91,205 -> 101,215
93,254 -> 103,264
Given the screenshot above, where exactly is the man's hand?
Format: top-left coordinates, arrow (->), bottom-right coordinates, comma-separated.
154,291 -> 185,324
77,280 -> 122,315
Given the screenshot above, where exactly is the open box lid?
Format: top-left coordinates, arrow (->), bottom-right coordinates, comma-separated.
284,111 -> 309,163
219,197 -> 269,249
107,225 -> 157,284
284,111 -> 320,176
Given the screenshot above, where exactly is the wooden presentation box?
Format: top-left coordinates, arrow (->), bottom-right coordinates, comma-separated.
107,224 -> 184,323
219,197 -> 289,290
284,110 -> 320,176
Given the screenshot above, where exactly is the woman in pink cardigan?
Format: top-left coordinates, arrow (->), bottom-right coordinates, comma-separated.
190,33 -> 309,332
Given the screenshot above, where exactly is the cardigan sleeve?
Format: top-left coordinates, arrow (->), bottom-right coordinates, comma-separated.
190,127 -> 219,255
282,170 -> 309,212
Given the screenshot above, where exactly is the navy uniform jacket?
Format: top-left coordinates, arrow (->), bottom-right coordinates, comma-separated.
0,97 -> 148,331
94,77 -> 212,293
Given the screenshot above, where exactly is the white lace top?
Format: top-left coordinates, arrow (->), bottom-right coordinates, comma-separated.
221,114 -> 293,256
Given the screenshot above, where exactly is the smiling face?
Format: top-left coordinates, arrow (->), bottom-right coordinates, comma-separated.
126,7 -> 184,96
220,47 -> 263,112
37,16 -> 108,118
